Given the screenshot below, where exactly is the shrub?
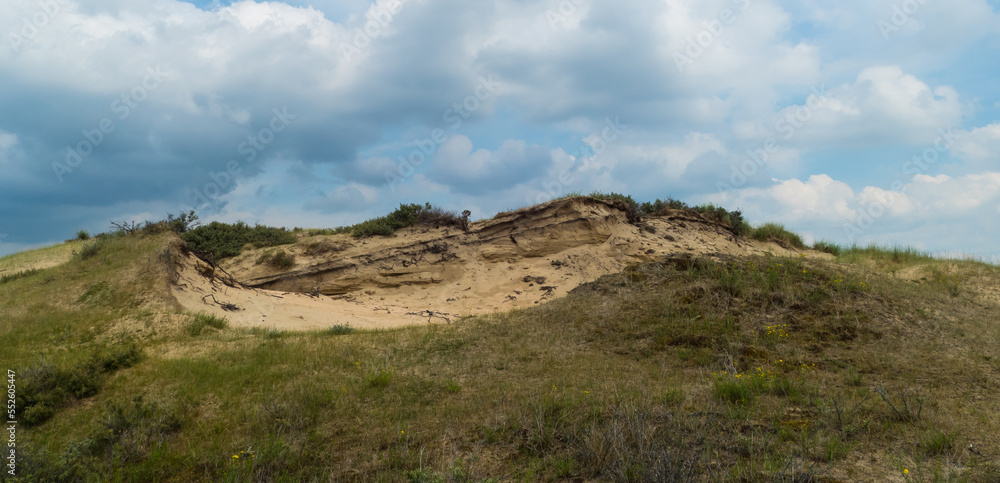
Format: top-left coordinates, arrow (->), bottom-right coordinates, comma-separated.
691,203 -> 750,236
76,230 -> 90,240
588,192 -> 640,221
639,197 -> 687,214
636,197 -> 750,235
181,221 -> 297,259
351,203 -> 466,238
78,239 -> 106,260
351,203 -> 423,238
751,223 -> 805,249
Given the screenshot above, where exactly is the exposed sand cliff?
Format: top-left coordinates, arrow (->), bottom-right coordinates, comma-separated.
171,197 -> 828,330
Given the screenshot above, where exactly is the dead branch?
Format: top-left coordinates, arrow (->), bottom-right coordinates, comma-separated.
202,294 -> 242,311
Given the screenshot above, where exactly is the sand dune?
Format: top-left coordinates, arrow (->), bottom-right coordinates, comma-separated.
170,197 -> 829,331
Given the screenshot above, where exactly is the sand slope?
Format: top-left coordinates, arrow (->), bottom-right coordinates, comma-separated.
173,197 -> 827,330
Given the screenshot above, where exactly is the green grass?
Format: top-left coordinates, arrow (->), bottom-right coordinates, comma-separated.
813,240 -> 842,256
0,240 -> 81,276
186,312 -> 229,336
323,324 -> 354,335
836,243 -> 935,270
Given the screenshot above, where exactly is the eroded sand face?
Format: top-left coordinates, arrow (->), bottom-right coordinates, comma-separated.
173,198 -> 825,331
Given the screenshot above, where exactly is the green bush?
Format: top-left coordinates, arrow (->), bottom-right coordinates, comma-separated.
76,230 -> 90,240
351,203 -> 465,238
691,203 -> 750,236
751,223 -> 805,249
351,203 -> 423,237
181,221 -> 297,259
78,239 -> 106,260
638,197 -> 687,214
633,197 -> 750,235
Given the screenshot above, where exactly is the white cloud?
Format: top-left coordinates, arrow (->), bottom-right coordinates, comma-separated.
427,136 -> 552,193
604,132 -> 727,180
770,66 -> 963,148
952,123 -> 1000,170
712,171 -> 1000,256
765,174 -> 857,222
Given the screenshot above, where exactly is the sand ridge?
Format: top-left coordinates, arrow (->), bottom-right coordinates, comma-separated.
172,197 -> 828,331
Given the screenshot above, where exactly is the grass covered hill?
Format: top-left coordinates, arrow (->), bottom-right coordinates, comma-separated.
1,195 -> 999,482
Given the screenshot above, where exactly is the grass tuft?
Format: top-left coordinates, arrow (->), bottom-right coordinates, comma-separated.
186,312 -> 229,336
751,223 -> 805,248
255,249 -> 296,270
813,240 -> 842,256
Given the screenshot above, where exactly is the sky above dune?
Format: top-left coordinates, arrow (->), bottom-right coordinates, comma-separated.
1,0 -> 999,260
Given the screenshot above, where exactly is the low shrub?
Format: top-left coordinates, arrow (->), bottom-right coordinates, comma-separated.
78,239 -> 106,260
351,203 -> 466,238
588,192 -> 640,222
635,197 -> 750,235
181,221 -> 297,259
691,203 -> 750,236
76,230 -> 90,240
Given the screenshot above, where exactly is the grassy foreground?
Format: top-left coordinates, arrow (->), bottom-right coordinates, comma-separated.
2,231 -> 1000,482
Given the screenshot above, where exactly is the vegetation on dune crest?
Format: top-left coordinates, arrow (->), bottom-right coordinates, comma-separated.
750,222 -> 805,249
582,192 -> 750,236
350,202 -> 470,238
181,221 -> 297,260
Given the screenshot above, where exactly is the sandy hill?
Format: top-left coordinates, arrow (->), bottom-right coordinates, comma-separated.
172,197 -> 827,330
4,196 -> 1000,482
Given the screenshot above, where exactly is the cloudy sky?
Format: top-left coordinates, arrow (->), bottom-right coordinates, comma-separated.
1,0 -> 999,260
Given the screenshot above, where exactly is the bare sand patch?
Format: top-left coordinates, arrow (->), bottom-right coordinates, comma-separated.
172,197 -> 832,331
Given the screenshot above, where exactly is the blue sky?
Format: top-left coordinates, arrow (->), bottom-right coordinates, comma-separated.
1,0 -> 999,260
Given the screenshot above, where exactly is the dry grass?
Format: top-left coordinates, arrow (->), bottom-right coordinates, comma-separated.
0,240 -> 79,274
